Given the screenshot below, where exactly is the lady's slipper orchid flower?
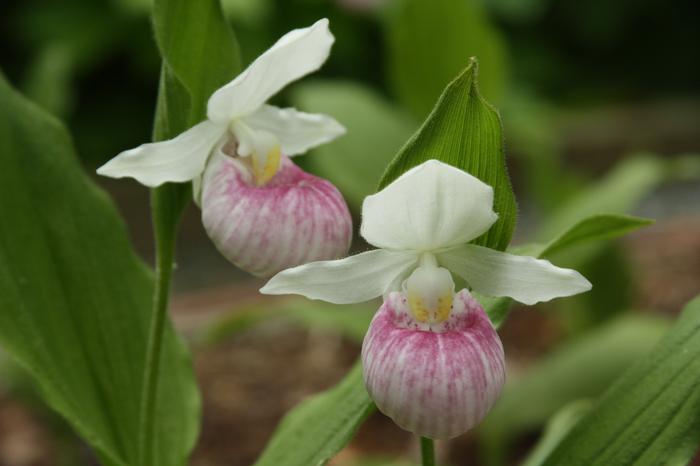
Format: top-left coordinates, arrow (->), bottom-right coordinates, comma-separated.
261,159 -> 591,438
97,19 -> 352,277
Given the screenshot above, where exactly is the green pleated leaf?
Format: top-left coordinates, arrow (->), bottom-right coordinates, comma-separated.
0,74 -> 198,466
291,81 -> 417,209
521,401 -> 593,466
253,362 -> 374,466
378,59 -> 517,252
537,214 -> 654,257
538,295 -> 700,466
386,0 -> 508,117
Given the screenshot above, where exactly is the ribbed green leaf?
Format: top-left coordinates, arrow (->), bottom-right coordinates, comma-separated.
253,362 -> 374,466
386,0 -> 508,117
538,214 -> 653,257
0,74 -> 198,466
479,316 -> 670,464
539,295 -> 700,466
521,401 -> 593,466
378,60 -> 517,252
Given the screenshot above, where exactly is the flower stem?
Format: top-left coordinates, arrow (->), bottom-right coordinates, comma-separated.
420,437 -> 436,466
137,185 -> 188,465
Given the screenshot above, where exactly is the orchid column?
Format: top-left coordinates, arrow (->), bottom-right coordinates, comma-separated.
98,19 -> 353,277
262,160 -> 591,439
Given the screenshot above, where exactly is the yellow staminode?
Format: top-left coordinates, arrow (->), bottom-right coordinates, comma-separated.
405,255 -> 455,324
252,144 -> 281,186
408,289 -> 453,324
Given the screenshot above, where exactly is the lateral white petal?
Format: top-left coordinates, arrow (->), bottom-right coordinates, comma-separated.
96,120 -> 225,187
244,105 -> 345,156
361,160 -> 498,251
260,249 -> 418,304
207,19 -> 334,122
438,244 -> 592,305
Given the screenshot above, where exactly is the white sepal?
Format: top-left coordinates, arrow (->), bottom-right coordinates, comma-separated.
261,249 -> 418,304
207,19 -> 334,122
438,244 -> 592,305
96,120 -> 226,187
244,105 -> 345,156
361,160 -> 498,251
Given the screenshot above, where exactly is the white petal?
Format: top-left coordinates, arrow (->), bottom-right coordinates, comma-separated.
96,121 -> 226,187
260,249 -> 418,304
243,105 -> 345,156
361,160 -> 498,251
207,19 -> 334,122
437,244 -> 592,305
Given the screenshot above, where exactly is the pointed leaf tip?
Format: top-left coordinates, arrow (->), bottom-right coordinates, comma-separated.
378,60 -> 516,251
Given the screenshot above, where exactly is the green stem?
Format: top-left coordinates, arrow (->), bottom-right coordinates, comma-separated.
137,185 -> 187,465
420,437 -> 436,466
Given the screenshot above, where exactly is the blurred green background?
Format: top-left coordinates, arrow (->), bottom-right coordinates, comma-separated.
1,0 -> 699,465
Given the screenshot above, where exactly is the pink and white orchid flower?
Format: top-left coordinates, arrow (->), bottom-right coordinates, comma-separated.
97,19 -> 352,277
262,160 -> 591,438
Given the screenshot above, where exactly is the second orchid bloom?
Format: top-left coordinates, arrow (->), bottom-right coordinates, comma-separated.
97,19 -> 352,277
263,160 -> 592,439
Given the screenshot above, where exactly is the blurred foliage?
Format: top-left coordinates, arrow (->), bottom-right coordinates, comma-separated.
537,295 -> 700,466
253,361 -> 374,466
341,458 -> 416,466
520,400 -> 593,466
0,359 -> 89,466
479,315 -> 670,465
1,0 -> 698,170
538,155 -> 673,241
201,297 -> 376,345
485,0 -> 700,101
537,153 -> 700,331
385,0 -> 508,117
292,80 -> 417,209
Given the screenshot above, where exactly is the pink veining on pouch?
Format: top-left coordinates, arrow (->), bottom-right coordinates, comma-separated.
201,151 -> 352,277
362,290 -> 505,439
